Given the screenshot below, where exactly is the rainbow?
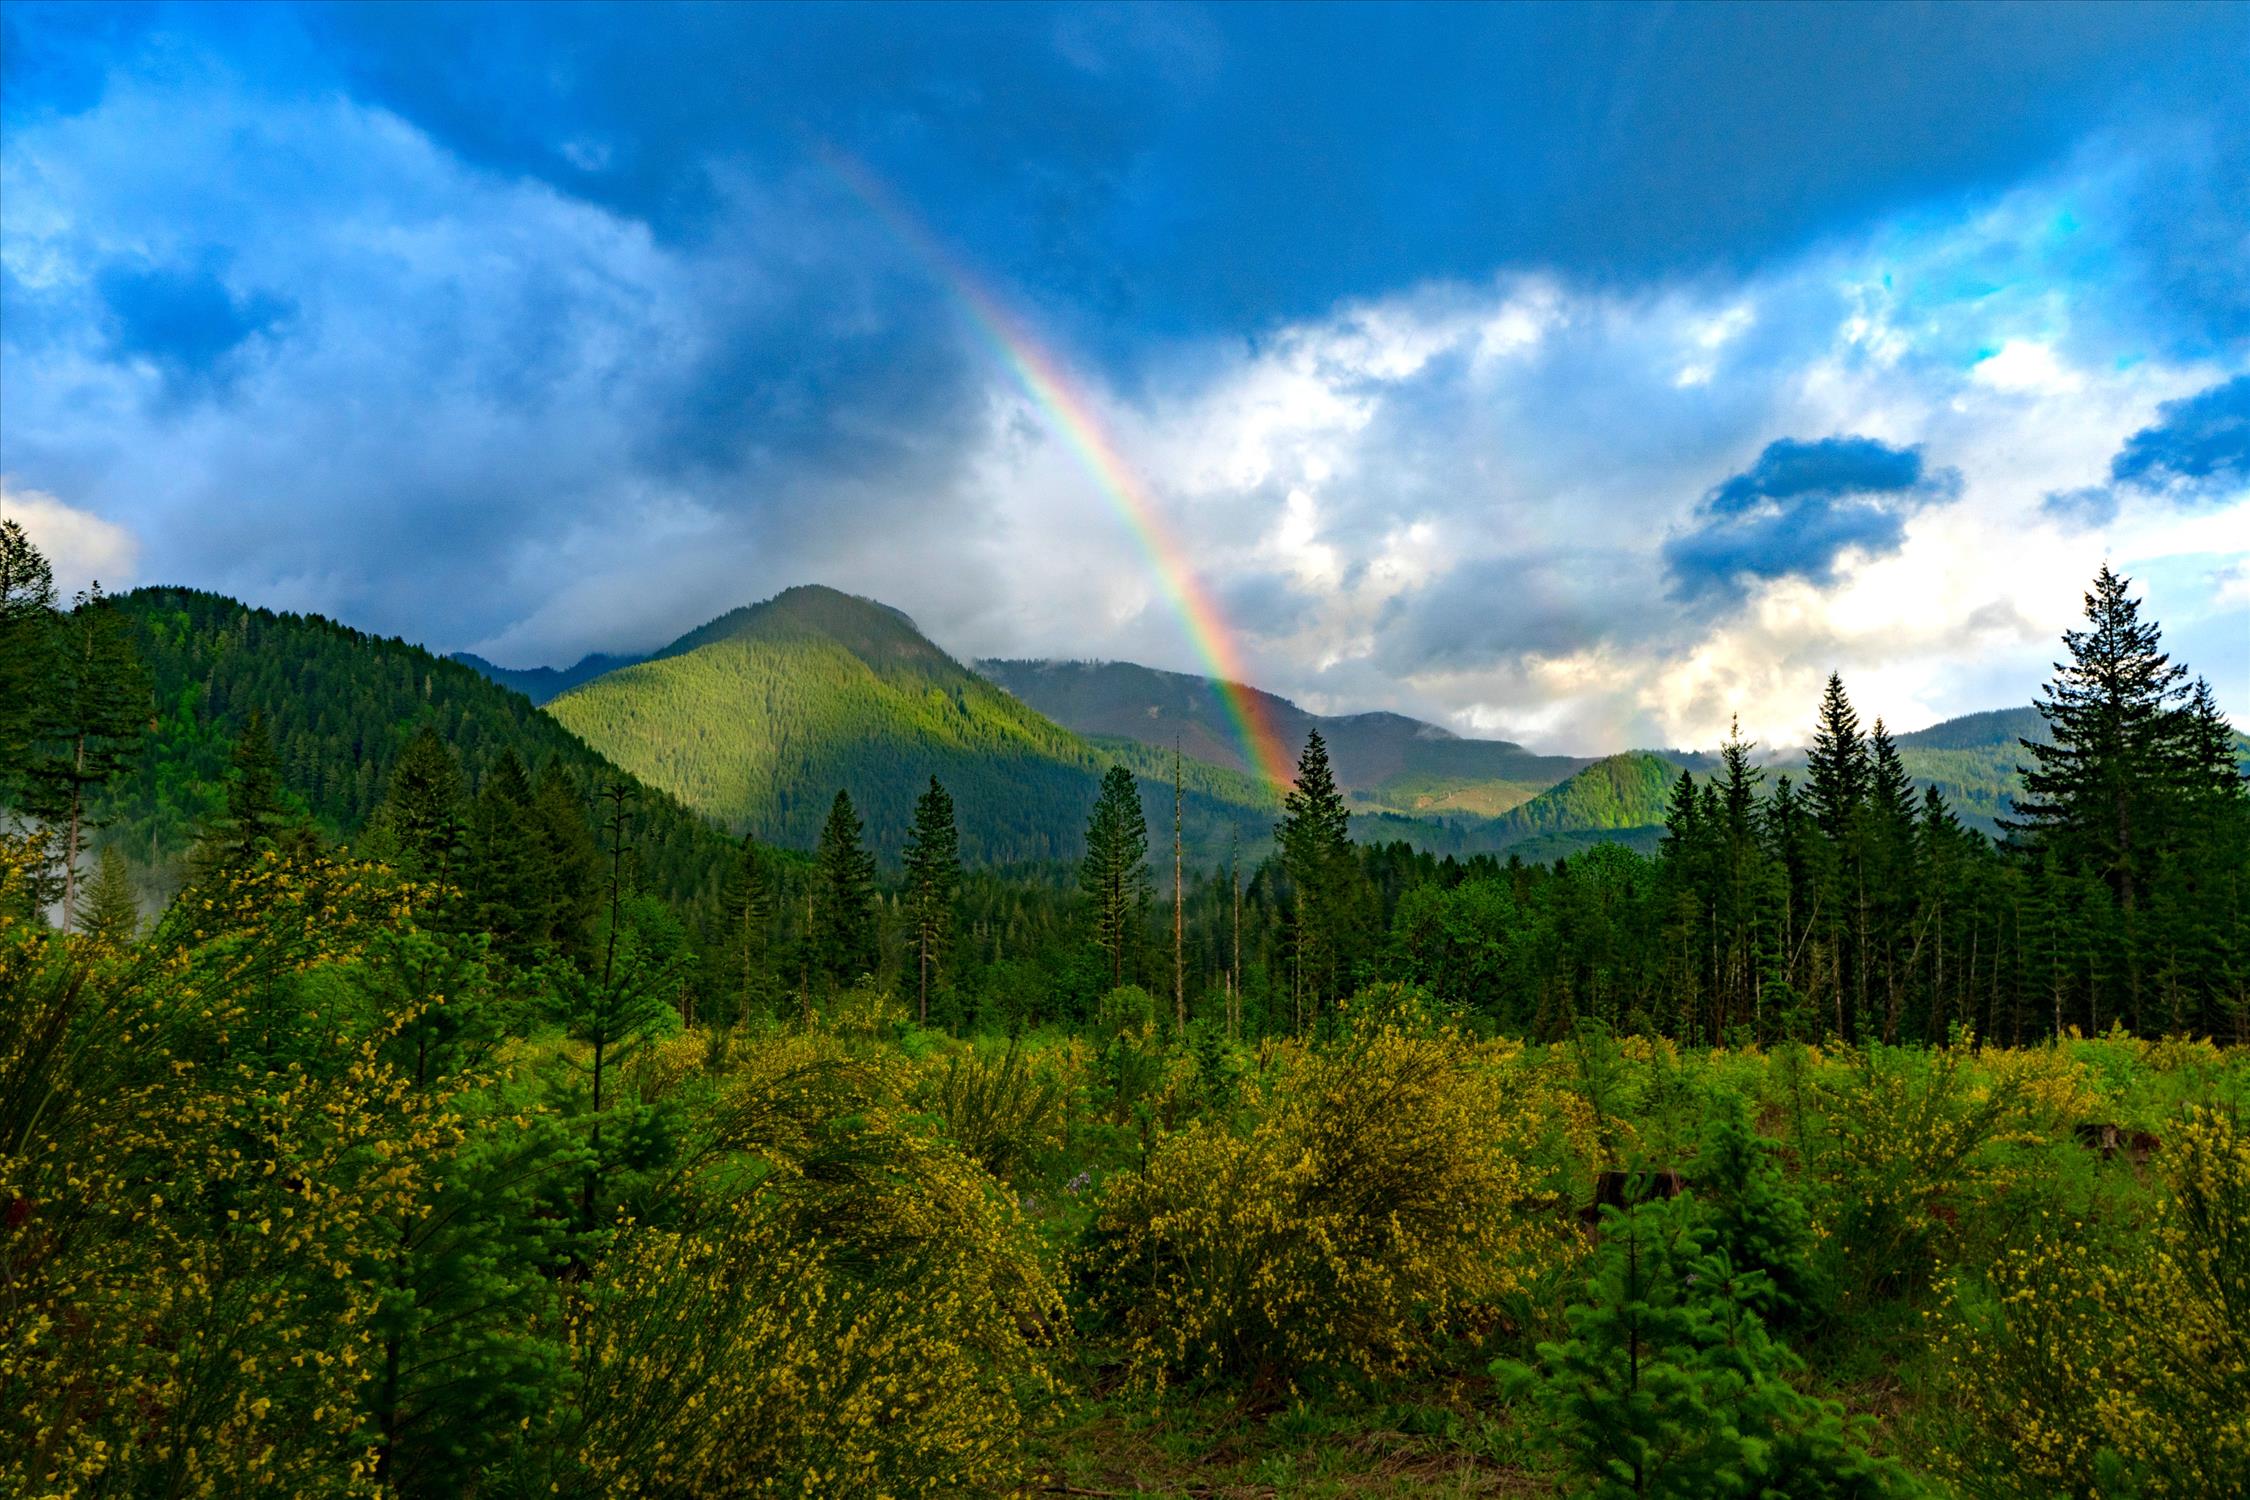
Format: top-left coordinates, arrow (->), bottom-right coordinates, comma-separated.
818,146 -> 1298,792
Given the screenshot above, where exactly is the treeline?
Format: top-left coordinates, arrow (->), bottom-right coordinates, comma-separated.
7,515 -> 2244,1050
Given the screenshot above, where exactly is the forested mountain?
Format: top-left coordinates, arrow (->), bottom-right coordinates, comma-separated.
546,586 -> 1288,864
448,649 -> 647,705
977,657 -> 1592,813
93,587 -> 734,905
1476,749 -> 1703,857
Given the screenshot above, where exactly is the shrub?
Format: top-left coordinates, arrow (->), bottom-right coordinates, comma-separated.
1692,1090 -> 1822,1323
1934,1104 -> 2250,1497
1497,1192 -> 1924,1498
1082,1006 -> 1554,1387
553,1028 -> 1064,1495
918,1037 -> 1065,1185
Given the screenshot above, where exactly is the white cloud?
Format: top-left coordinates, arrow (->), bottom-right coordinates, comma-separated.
1,482 -> 140,596
1971,338 -> 2085,396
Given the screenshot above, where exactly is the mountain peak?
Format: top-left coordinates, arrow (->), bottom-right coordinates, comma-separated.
656,584 -> 949,671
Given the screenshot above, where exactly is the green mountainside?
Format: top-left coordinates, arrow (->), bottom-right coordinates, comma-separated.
546,587 -> 1287,864
1478,750 -> 1693,855
975,657 -> 1593,813
93,588 -> 734,903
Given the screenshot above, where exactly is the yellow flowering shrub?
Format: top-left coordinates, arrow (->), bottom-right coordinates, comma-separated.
556,1025 -> 1064,1495
1083,1007 -> 1563,1387
1,848 -> 461,1498
1816,1036 -> 2091,1299
1934,1105 -> 2250,1496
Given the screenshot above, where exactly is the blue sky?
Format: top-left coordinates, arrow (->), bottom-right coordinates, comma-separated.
3,0 -> 2245,750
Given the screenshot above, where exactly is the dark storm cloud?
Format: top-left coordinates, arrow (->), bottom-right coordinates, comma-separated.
97,260 -> 293,398
2045,374 -> 2250,523
2109,375 -> 2250,494
1664,438 -> 1955,604
2,1 -> 2246,678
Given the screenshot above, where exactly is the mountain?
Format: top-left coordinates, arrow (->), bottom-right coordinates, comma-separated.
975,658 -> 1593,815
544,587 -> 1286,864
95,588 -> 733,903
1486,751 -> 1687,843
449,650 -> 647,705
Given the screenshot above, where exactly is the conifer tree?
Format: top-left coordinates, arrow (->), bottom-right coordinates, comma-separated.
1867,720 -> 1921,1041
1806,674 -> 1872,1038
811,789 -> 879,990
1080,765 -> 1150,990
78,844 -> 140,948
1806,673 -> 1869,842
1499,1193 -> 1913,1498
20,586 -> 146,929
1277,730 -> 1353,1022
528,762 -> 600,960
718,830 -> 772,1026
2007,565 -> 2190,910
0,519 -> 58,806
468,750 -> 542,967
901,776 -> 960,1025
192,710 -> 305,881
372,726 -> 468,895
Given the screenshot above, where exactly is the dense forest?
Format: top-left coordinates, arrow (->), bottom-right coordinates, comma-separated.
5,515 -> 2247,1497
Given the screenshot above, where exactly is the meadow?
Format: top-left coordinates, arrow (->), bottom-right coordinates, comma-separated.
7,833 -> 2244,1497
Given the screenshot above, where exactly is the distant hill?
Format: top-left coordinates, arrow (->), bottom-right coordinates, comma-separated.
96,588 -> 733,904
1477,750 -> 1699,856
450,650 -> 647,705
975,657 -> 1593,815
546,587 -> 1290,864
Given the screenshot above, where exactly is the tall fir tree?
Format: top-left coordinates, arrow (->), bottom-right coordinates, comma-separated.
190,709 -> 307,882
717,830 -> 773,1027
0,519 -> 58,808
20,585 -> 147,929
372,725 -> 468,896
1867,720 -> 1921,1042
900,776 -> 961,1025
467,750 -> 543,968
2007,564 -> 2190,910
811,789 -> 879,990
1080,764 -> 1150,990
1805,674 -> 1872,1039
1277,730 -> 1353,1025
528,762 -> 600,962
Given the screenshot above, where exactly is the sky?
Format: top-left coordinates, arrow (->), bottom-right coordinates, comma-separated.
3,0 -> 2246,754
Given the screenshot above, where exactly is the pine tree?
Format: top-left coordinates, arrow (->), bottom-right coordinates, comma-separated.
901,776 -> 960,1026
78,844 -> 141,948
1714,719 -> 1772,1040
468,750 -> 542,968
1867,720 -> 1921,1042
2007,565 -> 2189,911
1080,765 -> 1150,990
371,725 -> 468,894
20,586 -> 147,930
1499,1192 -> 1912,1498
811,789 -> 879,990
527,762 -> 600,961
191,710 -> 305,881
717,830 -> 772,1027
1916,784 -> 1973,1042
1277,730 -> 1353,1023
1805,673 -> 1869,842
0,519 -> 58,807
1806,674 -> 1872,1039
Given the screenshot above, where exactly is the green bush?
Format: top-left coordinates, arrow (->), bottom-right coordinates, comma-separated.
1497,1192 -> 1923,1498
